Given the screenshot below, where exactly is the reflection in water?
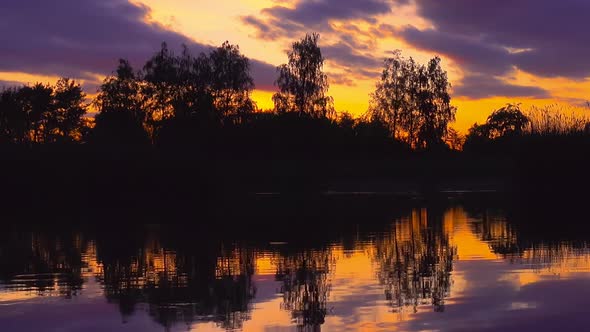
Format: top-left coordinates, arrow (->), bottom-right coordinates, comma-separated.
2,202 -> 590,331
374,209 -> 455,313
470,209 -> 520,255
98,238 -> 257,330
0,232 -> 86,299
274,250 -> 335,331
469,208 -> 590,274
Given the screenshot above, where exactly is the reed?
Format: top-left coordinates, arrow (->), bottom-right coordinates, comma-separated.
526,105 -> 590,136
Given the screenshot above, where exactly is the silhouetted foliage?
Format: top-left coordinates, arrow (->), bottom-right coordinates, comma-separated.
464,104 -> 532,152
0,80 -> 87,145
368,51 -> 456,149
92,60 -> 150,147
50,78 -> 87,142
141,42 -> 256,146
444,128 -> 465,151
465,104 -> 529,146
0,88 -> 26,144
527,105 -> 589,136
273,33 -> 334,119
209,42 -> 256,122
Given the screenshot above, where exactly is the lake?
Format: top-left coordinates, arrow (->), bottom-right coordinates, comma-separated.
1,193 -> 589,331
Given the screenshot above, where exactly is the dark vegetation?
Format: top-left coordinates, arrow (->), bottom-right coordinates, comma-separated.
0,33 -> 589,217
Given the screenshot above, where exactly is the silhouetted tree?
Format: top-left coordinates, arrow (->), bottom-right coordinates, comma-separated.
95,60 -> 146,122
93,60 -> 150,146
47,78 -> 87,142
485,104 -> 529,138
143,43 -> 181,122
444,128 -> 465,151
140,42 -> 256,147
210,42 -> 256,123
369,51 -> 456,149
354,114 -> 392,139
336,112 -> 356,137
0,80 -> 86,144
20,83 -> 54,143
368,51 -> 412,139
0,88 -> 26,144
273,33 -> 334,118
464,104 -> 529,148
143,42 -> 255,124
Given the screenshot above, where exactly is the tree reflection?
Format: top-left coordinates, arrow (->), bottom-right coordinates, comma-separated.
0,231 -> 87,298
469,208 -> 590,272
373,208 -> 456,313
274,249 -> 335,331
469,209 -> 520,255
96,235 -> 256,330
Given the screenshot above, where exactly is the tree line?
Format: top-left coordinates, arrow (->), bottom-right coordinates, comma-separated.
0,78 -> 88,144
1,33 -> 588,155
0,33 -> 459,153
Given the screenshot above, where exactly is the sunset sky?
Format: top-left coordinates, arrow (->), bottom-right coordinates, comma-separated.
1,0 -> 589,132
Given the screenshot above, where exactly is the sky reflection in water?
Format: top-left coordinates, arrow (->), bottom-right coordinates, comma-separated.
1,203 -> 589,332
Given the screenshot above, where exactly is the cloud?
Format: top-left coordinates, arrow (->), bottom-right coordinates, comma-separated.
243,0 -> 567,98
454,74 -> 550,99
262,0 -> 391,26
399,27 -> 514,76
0,0 -> 277,91
328,72 -> 355,87
242,0 -> 392,41
399,0 -> 590,79
249,61 -> 278,91
322,43 -> 381,71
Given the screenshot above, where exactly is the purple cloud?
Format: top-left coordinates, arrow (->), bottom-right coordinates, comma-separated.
454,74 -> 550,99
322,43 -> 381,71
240,0 -> 392,52
261,0 -> 391,27
399,0 -> 590,79
0,0 -> 276,91
398,27 -> 514,76
244,0 -> 564,98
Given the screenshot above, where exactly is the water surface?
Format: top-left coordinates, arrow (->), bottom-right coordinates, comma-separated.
1,197 -> 589,331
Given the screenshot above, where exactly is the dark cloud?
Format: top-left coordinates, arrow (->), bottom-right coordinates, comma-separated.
399,27 -> 514,76
328,72 -> 356,87
261,0 -> 391,26
240,15 -> 303,41
322,43 -> 381,70
242,0 -> 392,41
454,74 -> 550,99
241,16 -> 279,40
249,61 -> 278,91
0,0 -> 277,91
399,0 -> 590,79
